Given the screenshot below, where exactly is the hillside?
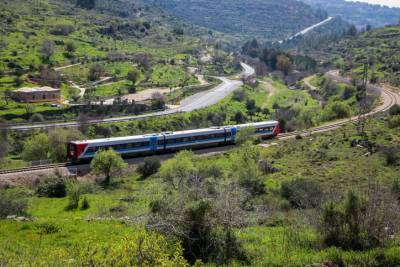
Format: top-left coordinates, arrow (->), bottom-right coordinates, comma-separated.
0,0 -> 242,122
308,25 -> 400,86
302,0 -> 400,28
149,0 -> 328,41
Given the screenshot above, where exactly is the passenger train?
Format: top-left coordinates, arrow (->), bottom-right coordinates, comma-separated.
67,121 -> 280,162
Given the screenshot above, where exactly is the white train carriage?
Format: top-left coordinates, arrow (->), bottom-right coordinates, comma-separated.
68,121 -> 280,162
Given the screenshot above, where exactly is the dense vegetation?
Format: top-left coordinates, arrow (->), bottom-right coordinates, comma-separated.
150,0 -> 327,41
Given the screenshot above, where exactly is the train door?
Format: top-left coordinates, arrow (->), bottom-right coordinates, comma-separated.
149,136 -> 158,152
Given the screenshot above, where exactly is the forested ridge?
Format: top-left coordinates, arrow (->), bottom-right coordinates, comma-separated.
149,0 -> 328,40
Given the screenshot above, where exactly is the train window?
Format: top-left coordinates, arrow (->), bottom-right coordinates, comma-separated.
158,140 -> 164,145
86,147 -> 97,154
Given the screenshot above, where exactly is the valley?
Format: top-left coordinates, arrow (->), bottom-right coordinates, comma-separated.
1,0 -> 400,266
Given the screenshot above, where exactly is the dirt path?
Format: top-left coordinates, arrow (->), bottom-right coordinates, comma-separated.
303,75 -> 317,90
54,63 -> 81,71
259,80 -> 277,96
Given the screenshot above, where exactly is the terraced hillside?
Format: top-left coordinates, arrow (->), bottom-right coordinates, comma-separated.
150,0 -> 328,41
316,26 -> 400,86
302,0 -> 400,28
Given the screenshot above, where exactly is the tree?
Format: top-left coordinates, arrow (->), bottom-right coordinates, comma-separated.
23,104 -> 36,118
234,127 -> 256,146
151,92 -> 166,110
133,53 -> 151,71
127,69 -> 139,93
91,149 -> 127,185
277,54 -> 292,75
14,76 -> 23,87
39,40 -> 55,62
39,67 -> 62,88
88,64 -> 104,81
65,41 -> 76,58
77,112 -> 90,134
48,128 -> 84,162
347,25 -> 358,36
22,133 -> 50,161
3,89 -> 13,105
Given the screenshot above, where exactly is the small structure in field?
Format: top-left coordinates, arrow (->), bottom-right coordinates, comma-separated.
12,87 -> 61,103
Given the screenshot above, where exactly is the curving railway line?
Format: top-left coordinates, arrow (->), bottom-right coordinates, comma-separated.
0,78 -> 399,177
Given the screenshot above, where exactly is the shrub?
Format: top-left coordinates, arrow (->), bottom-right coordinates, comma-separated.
137,157 -> 161,179
22,133 -> 50,161
81,197 -> 90,210
0,189 -> 28,218
320,190 -> 399,251
30,113 -> 45,123
65,182 -> 82,210
388,115 -> 400,128
381,146 -> 400,166
50,24 -> 75,36
322,102 -> 351,121
389,104 -> 400,116
36,222 -> 60,234
281,178 -> 323,209
232,90 -> 248,102
35,176 -> 67,198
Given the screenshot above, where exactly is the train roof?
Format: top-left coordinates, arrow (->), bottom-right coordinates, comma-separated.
69,121 -> 278,145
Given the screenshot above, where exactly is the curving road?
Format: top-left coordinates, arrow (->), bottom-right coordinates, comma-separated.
6,63 -> 253,131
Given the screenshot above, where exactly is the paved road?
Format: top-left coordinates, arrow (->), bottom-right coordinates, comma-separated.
6,63 -> 254,131
277,17 -> 334,44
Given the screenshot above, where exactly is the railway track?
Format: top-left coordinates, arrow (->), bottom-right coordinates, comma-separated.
278,87 -> 398,139
0,86 -> 398,176
0,163 -> 70,175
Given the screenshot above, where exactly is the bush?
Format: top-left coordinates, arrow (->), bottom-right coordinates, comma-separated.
137,157 -> 161,179
281,178 -> 322,209
389,104 -> 400,116
232,90 -> 248,102
322,102 -> 351,121
30,113 -> 45,123
320,190 -> 399,251
36,176 -> 67,198
381,146 -> 400,166
81,197 -> 90,210
36,222 -> 60,234
0,189 -> 28,218
65,182 -> 82,211
50,24 -> 75,36
388,115 -> 400,129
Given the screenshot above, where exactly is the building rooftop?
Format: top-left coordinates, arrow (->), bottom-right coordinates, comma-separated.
15,86 -> 60,93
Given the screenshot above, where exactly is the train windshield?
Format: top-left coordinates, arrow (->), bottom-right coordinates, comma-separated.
68,143 -> 76,156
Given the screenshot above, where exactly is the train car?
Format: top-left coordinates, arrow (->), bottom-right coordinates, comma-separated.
67,120 -> 280,162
